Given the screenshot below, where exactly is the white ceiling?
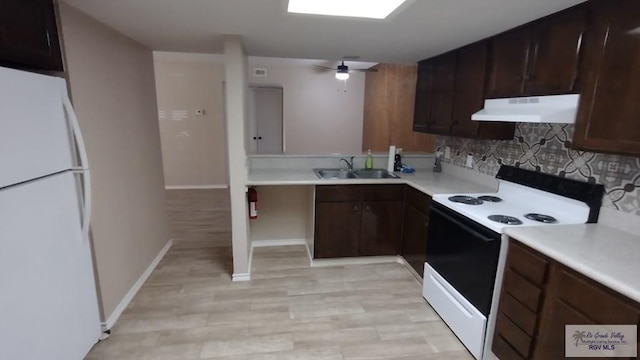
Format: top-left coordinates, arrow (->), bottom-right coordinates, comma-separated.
61,0 -> 586,64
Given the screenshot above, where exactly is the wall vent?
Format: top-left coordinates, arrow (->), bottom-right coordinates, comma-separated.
253,68 -> 268,77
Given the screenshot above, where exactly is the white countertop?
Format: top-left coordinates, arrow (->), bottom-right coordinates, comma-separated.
246,168 -> 497,196
505,224 -> 640,304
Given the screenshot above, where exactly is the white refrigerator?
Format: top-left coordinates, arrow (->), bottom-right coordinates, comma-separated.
0,67 -> 101,359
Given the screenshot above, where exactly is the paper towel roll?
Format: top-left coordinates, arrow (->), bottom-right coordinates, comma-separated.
387,145 -> 396,172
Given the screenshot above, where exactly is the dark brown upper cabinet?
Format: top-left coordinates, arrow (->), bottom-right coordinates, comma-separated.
413,42 -> 515,140
412,59 -> 434,133
451,41 -> 515,140
486,29 -> 532,98
412,51 -> 456,136
524,8 -> 588,95
0,0 -> 63,72
572,0 -> 640,156
487,5 -> 588,98
427,51 -> 457,135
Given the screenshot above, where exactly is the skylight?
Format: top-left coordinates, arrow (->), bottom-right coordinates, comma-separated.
287,0 -> 407,19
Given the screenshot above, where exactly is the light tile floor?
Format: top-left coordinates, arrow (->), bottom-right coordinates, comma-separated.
85,190 -> 472,359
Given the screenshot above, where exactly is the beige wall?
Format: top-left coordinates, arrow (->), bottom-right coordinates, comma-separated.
247,57 -> 369,154
153,52 -> 228,187
59,3 -> 169,323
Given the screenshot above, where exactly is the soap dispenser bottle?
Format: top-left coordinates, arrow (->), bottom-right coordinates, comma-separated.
365,149 -> 373,169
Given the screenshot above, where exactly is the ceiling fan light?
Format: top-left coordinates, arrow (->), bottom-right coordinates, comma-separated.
335,72 -> 349,80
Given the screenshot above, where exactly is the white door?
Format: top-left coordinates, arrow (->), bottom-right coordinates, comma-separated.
0,67 -> 75,188
248,86 -> 283,154
0,171 -> 101,360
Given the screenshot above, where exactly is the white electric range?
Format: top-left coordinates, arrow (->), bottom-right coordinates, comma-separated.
422,165 -> 604,359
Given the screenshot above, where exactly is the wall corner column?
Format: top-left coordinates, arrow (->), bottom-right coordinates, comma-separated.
223,35 -> 250,281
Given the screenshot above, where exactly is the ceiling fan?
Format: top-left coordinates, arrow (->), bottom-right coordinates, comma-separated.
314,59 -> 378,80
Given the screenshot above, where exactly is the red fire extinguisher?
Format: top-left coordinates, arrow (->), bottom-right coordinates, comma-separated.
248,187 -> 258,219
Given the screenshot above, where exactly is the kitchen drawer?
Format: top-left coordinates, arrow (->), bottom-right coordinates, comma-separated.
495,313 -> 534,358
316,185 -> 361,202
504,269 -> 543,312
555,266 -> 640,324
499,292 -> 538,336
508,241 -> 548,286
493,333 -> 526,360
404,185 -> 431,214
362,185 -> 404,201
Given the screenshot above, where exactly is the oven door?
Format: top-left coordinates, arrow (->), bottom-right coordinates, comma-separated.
426,202 -> 501,316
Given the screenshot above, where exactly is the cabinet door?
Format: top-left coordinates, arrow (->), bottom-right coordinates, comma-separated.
314,202 -> 361,258
401,203 -> 429,277
427,51 -> 457,135
573,0 -> 640,156
360,201 -> 403,256
0,0 -> 63,71
524,7 -> 588,95
487,29 -> 531,98
451,41 -> 487,138
413,60 -> 434,133
534,265 -> 640,360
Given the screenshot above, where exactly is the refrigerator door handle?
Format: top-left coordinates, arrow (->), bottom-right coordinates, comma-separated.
72,169 -> 92,239
62,89 -> 92,238
61,88 -> 89,171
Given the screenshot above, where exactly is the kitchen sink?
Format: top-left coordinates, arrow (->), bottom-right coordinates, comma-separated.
314,169 -> 358,179
352,169 -> 400,179
313,168 -> 399,180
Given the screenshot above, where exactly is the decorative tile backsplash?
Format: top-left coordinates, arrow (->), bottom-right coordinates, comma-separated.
435,123 -> 640,215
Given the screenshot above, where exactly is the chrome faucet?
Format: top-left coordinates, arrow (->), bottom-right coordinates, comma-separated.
340,157 -> 354,171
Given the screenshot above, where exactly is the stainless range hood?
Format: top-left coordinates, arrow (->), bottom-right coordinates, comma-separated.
471,94 -> 580,124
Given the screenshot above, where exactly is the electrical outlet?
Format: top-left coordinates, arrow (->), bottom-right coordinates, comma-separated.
466,154 -> 474,168
444,147 -> 451,160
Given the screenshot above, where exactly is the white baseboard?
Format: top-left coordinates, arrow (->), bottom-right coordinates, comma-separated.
165,184 -> 228,190
100,239 -> 173,331
232,273 -> 251,281
251,238 -> 307,247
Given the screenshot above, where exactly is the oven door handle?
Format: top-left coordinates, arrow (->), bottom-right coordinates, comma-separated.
431,207 -> 497,242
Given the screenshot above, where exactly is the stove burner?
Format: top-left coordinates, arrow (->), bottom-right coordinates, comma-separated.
448,196 -> 483,205
488,215 -> 523,225
478,195 -> 502,202
524,213 -> 558,223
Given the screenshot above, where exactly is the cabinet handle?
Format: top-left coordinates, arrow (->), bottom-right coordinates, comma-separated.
258,136 -> 262,140
365,205 -> 371,211
253,136 -> 257,140
353,205 -> 359,212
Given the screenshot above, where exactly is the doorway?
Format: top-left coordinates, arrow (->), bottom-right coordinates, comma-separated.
248,86 -> 283,154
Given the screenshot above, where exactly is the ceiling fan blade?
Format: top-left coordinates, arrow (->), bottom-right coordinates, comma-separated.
350,68 -> 379,73
313,65 -> 336,70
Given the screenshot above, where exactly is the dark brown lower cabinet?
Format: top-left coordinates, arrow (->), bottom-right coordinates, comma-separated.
493,239 -> 640,360
401,192 -> 431,277
314,185 -> 403,258
314,201 -> 361,258
360,201 -> 403,256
